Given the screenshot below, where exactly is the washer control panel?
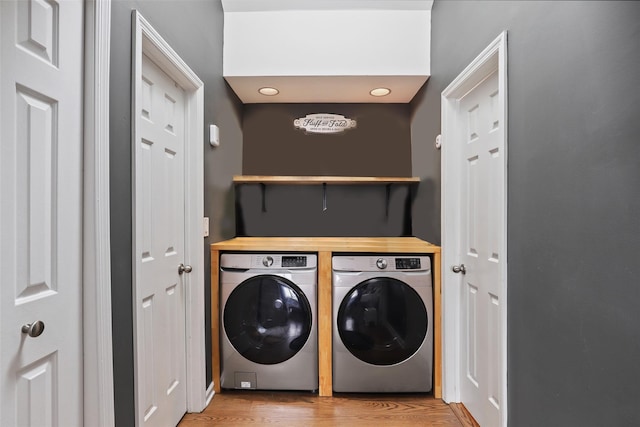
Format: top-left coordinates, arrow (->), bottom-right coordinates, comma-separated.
220,253 -> 317,270
395,258 -> 421,270
281,256 -> 308,268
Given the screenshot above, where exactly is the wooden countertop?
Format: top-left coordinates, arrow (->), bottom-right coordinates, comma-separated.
210,236 -> 440,253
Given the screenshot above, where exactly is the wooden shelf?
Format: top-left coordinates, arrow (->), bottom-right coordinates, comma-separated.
233,175 -> 421,185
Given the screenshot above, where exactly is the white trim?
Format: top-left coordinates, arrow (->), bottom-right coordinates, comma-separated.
441,31 -> 508,427
205,382 -> 215,407
184,84 -> 207,413
83,1 -> 115,426
131,11 -> 207,421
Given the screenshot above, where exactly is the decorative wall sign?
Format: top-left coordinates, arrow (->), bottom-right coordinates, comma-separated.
294,113 -> 357,134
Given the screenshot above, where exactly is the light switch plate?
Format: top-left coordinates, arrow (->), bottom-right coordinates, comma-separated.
203,217 -> 209,237
209,124 -> 219,147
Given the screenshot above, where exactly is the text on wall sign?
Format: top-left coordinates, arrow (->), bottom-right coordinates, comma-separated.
294,113 -> 357,134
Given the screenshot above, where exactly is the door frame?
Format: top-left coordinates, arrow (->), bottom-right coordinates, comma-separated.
441,31 -> 508,425
84,0 -> 115,425
131,10 -> 207,416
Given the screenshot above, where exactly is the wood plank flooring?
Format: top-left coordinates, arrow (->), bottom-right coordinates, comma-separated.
179,391 -> 471,426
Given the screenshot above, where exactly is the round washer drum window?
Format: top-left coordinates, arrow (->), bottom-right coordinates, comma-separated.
337,277 -> 428,366
224,274 -> 312,365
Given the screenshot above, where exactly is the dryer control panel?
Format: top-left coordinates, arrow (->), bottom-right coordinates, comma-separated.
332,255 -> 431,273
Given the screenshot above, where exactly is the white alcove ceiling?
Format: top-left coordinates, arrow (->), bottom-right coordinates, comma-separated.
222,0 -> 433,103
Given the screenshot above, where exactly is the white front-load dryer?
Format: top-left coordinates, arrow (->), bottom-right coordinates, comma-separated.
220,253 -> 318,391
332,255 -> 433,393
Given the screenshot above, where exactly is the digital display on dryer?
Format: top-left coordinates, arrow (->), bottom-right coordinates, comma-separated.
395,258 -> 421,270
282,256 -> 307,268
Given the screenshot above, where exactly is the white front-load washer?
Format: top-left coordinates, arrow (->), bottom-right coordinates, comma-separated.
332,255 -> 433,393
220,253 -> 318,391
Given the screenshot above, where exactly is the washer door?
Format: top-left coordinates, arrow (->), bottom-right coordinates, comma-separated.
337,277 -> 428,365
224,274 -> 312,365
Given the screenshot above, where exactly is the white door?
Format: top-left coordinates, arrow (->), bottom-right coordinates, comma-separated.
0,1 -> 84,426
134,54 -> 188,427
442,33 -> 507,427
456,70 -> 503,427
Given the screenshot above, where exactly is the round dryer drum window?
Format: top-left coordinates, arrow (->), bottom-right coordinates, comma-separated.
337,277 -> 428,366
224,274 -> 312,365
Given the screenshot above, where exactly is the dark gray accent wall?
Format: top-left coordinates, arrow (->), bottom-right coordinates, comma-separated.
240,104 -> 413,237
109,1 -> 242,425
243,104 -> 412,176
236,183 -> 414,237
412,1 -> 640,425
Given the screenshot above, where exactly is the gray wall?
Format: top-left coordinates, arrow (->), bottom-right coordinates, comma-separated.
109,1 -> 242,425
412,1 -> 640,425
108,1 -> 640,424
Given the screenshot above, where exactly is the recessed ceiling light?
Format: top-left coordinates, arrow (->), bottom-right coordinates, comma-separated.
370,87 -> 391,97
258,87 -> 279,96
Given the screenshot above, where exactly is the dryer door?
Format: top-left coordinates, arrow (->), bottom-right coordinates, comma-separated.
337,277 -> 428,365
224,274 -> 312,364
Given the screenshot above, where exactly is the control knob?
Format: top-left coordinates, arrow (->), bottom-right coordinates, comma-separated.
262,256 -> 274,267
376,258 -> 388,269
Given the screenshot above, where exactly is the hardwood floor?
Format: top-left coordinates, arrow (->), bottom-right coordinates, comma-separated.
179,391 -> 471,426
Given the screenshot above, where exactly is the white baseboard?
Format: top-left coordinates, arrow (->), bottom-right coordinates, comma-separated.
205,382 -> 215,407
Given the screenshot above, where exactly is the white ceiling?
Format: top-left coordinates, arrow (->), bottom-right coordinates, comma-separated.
221,0 -> 434,12
225,75 -> 429,104
221,0 -> 433,103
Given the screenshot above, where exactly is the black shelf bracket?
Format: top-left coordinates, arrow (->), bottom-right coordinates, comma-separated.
385,184 -> 392,219
322,183 -> 327,212
260,183 -> 267,212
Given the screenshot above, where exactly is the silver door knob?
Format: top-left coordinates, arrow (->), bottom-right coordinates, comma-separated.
452,264 -> 466,274
22,321 -> 45,338
178,263 -> 193,274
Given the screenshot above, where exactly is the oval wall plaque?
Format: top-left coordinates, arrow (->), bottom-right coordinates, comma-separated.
294,113 -> 357,134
